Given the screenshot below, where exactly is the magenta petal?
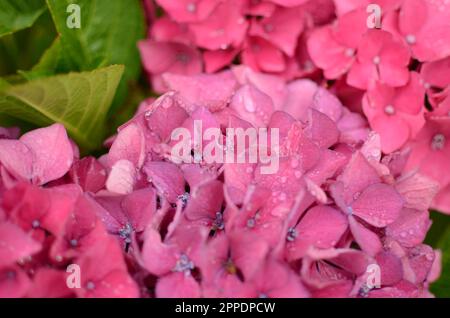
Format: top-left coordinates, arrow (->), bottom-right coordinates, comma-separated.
144,161 -> 185,203
375,251 -> 403,286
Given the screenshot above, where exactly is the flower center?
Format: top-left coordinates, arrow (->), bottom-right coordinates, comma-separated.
263,23 -> 274,33
70,239 -> 78,247
286,227 -> 298,242
177,192 -> 190,208
86,281 -> 95,290
176,53 -> 190,64
224,259 -> 237,275
246,218 -> 256,228
118,223 -> 133,243
32,220 -> 40,229
384,105 -> 395,115
212,212 -> 225,231
431,134 -> 446,150
174,254 -> 195,273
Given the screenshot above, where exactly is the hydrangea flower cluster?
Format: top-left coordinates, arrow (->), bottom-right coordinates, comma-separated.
140,0 -> 450,213
0,67 -> 441,297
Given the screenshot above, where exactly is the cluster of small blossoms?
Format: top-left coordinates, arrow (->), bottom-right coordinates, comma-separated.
0,67 -> 441,297
140,0 -> 450,213
140,0 -> 335,90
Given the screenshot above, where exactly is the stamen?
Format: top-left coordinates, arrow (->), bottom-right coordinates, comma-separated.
174,254 -> 195,273
119,223 -> 133,243
431,134 -> 446,150
286,227 -> 298,242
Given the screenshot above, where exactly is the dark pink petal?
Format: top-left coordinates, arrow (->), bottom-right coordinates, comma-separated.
348,215 -> 382,257
69,157 -> 107,193
144,161 -> 185,203
242,37 -> 286,73
287,206 -> 348,260
156,0 -> 222,23
139,40 -> 202,76
375,251 -> 403,286
351,183 -> 403,227
0,266 -> 31,298
0,222 -> 41,267
188,0 -> 248,50
27,269 -> 73,298
249,6 -> 305,57
184,180 -> 224,222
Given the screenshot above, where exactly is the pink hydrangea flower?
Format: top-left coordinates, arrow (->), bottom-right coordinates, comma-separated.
362,72 -> 426,153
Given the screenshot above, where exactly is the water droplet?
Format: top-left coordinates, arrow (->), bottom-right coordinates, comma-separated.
291,158 -> 299,168
186,3 -> 196,13
32,220 -> 40,229
373,56 -> 381,65
244,98 -> 256,113
70,239 -> 78,247
405,34 -> 416,44
345,48 -> 355,57
431,133 -> 446,150
384,105 -> 395,115
86,281 -> 95,290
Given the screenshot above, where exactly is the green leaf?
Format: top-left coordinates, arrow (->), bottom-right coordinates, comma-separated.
0,0 -> 47,37
429,213 -> 450,298
0,10 -> 56,76
19,37 -> 73,80
45,0 -> 145,81
0,65 -> 124,151
431,228 -> 450,297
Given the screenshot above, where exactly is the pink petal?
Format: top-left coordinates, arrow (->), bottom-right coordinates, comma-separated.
351,183 -> 404,227
20,124 -> 73,185
108,123 -> 145,169
349,215 -> 383,257
144,161 -> 185,203
106,160 -> 136,195
156,272 -> 201,298
0,222 -> 42,267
